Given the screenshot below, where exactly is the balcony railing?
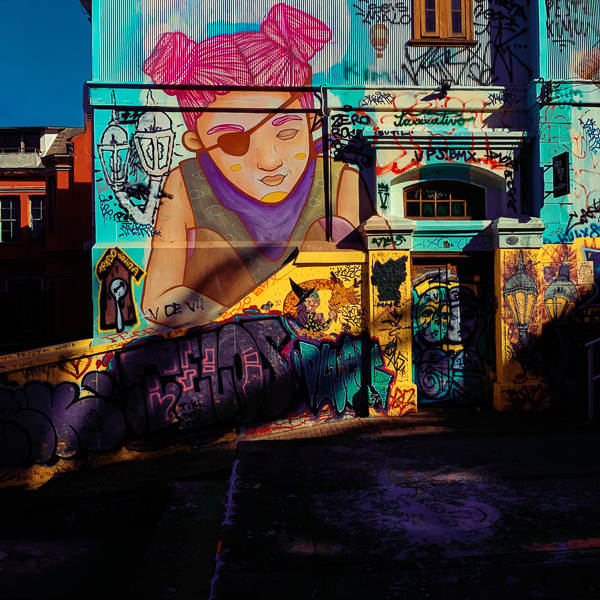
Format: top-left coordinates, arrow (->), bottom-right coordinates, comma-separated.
0,148 -> 40,154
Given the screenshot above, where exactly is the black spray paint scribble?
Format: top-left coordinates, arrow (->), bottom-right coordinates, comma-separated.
335,264 -> 362,281
545,0 -> 599,50
330,109 -> 373,170
505,383 -> 549,410
372,257 -> 408,302
487,90 -> 521,106
378,183 -> 390,212
353,0 -> 410,25
359,92 -> 395,108
345,0 -> 532,87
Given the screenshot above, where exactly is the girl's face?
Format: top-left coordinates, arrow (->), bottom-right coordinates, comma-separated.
305,293 -> 320,311
184,91 -> 312,204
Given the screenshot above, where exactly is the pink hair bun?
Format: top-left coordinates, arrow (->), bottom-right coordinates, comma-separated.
143,3 -> 331,128
143,31 -> 249,108
261,4 -> 332,63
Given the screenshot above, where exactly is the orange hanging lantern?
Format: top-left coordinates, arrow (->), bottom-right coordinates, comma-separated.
575,46 -> 600,83
369,23 -> 389,59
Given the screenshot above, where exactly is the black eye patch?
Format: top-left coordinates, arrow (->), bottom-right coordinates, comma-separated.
205,90 -> 304,156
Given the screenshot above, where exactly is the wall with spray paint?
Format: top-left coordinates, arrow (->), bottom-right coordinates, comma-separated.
7,0 -> 600,486
91,1 -> 377,335
0,258 -> 405,488
87,0 -> 600,419
528,6 -> 600,405
90,0 -> 538,345
369,251 -> 418,413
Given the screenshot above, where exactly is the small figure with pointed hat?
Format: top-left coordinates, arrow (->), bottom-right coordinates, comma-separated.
290,278 -> 336,333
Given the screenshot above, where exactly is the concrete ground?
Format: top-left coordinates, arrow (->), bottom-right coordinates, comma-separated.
1,404 -> 600,599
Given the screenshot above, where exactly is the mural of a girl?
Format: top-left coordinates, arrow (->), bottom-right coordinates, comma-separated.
141,4 -> 372,327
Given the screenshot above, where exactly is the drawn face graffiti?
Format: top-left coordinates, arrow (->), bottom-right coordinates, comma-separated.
447,286 -> 478,343
414,286 -> 450,343
414,283 -> 479,345
412,269 -> 493,406
184,91 -> 312,204
305,292 -> 321,312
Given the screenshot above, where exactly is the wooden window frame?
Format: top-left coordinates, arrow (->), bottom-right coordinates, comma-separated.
29,195 -> 46,243
0,195 -> 22,243
410,0 -> 476,46
404,181 -> 485,220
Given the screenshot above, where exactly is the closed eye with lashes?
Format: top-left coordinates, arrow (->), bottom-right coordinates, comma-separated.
204,89 -> 305,157
276,129 -> 299,141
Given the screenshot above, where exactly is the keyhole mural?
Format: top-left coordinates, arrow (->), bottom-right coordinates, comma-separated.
110,278 -> 128,333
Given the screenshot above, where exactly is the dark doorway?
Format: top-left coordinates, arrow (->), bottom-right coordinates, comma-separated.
411,254 -> 496,406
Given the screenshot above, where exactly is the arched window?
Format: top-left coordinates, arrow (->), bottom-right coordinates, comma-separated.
404,181 -> 485,220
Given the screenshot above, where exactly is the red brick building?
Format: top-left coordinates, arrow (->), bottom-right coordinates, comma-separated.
0,124 -> 93,353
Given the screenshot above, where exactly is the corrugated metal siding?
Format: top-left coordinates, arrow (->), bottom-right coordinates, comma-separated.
96,0 -> 145,83
544,1 -> 600,80
338,0 -> 532,88
94,0 -> 533,88
96,0 -> 357,85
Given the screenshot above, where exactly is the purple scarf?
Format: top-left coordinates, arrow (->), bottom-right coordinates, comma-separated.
199,153 -> 316,261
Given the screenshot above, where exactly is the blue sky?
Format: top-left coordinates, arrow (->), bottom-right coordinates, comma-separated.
0,0 -> 91,127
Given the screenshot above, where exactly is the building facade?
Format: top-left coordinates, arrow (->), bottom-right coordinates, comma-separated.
0,125 -> 93,353
1,0 -> 600,478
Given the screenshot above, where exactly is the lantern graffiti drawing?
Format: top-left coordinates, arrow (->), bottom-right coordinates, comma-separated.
97,103 -> 175,226
98,111 -> 130,189
504,250 -> 538,343
544,256 -> 578,324
132,111 -> 175,179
